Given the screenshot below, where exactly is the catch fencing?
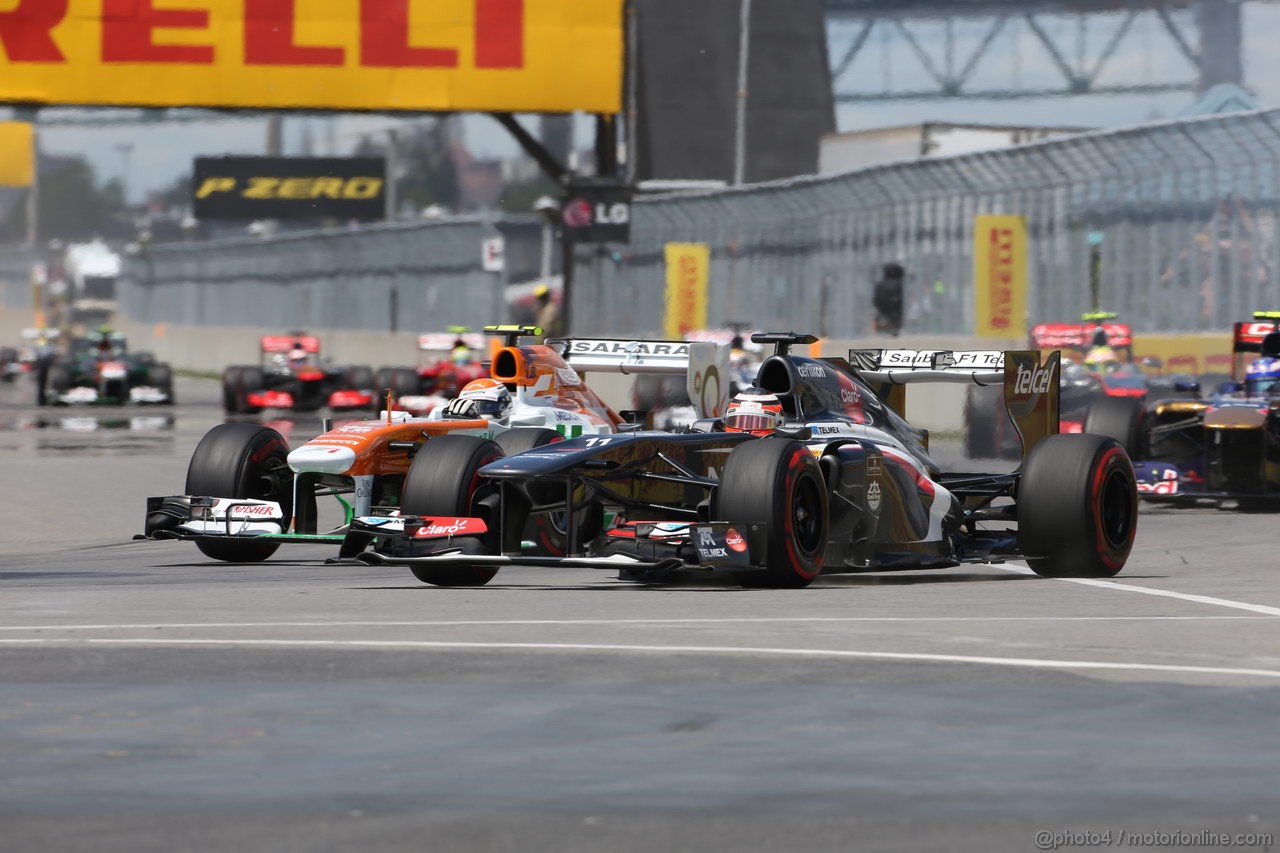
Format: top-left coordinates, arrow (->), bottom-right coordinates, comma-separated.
576,107 -> 1280,338
6,109 -> 1280,340
120,217 -> 512,334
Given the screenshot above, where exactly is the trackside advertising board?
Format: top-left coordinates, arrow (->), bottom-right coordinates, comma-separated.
0,0 -> 623,114
193,157 -> 386,220
0,122 -> 34,187
664,243 -> 710,338
973,214 -> 1028,338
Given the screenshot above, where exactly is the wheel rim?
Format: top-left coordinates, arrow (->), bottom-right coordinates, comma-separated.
1098,467 -> 1133,550
791,471 -> 825,558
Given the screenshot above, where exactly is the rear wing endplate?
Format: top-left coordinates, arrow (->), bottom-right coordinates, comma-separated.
553,338 -> 732,419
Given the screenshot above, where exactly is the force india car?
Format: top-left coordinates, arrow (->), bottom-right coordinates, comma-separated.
222,334 -> 376,414
1085,312 -> 1280,506
38,330 -> 174,406
337,333 -> 1137,588
140,327 -> 729,561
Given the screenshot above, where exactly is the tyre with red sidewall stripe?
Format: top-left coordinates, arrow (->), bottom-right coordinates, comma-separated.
185,423 -> 293,563
1018,433 -> 1137,578
714,438 -> 829,588
400,434 -> 503,586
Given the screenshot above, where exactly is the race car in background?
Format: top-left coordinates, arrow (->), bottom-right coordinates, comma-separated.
222,334 -> 376,414
141,326 -> 729,562
1085,311 -> 1280,506
375,330 -> 489,416
343,333 -> 1138,589
963,312 -> 1193,458
38,329 -> 174,406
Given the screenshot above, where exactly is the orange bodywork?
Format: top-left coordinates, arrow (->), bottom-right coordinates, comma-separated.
304,418 -> 491,477
491,344 -> 623,430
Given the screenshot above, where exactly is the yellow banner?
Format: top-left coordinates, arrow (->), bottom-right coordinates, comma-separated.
0,122 -> 34,187
973,214 -> 1028,338
0,0 -> 622,114
664,243 -> 710,339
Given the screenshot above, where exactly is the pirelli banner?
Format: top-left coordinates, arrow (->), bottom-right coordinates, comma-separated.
0,0 -> 623,114
973,214 -> 1029,339
194,156 -> 386,220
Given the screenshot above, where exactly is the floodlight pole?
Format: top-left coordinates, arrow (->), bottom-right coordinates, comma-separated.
733,0 -> 752,186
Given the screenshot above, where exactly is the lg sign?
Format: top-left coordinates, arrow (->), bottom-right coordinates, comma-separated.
561,184 -> 633,243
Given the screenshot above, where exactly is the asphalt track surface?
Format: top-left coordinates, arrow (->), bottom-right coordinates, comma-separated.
1,375 -> 1278,852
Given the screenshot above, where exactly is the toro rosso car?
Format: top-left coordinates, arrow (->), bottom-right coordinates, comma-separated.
139,328 -> 729,562
222,334 -> 377,414
1086,312 -> 1280,506
343,333 -> 1138,588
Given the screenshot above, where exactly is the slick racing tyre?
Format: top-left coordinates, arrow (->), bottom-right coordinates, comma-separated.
1018,434 -> 1137,578
185,423 -> 293,563
222,365 -> 263,414
152,363 -> 175,405
1083,397 -> 1146,460
400,435 -> 503,586
715,438 -> 830,588
344,365 -> 376,409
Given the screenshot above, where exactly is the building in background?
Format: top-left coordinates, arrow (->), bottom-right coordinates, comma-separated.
819,123 -> 1089,174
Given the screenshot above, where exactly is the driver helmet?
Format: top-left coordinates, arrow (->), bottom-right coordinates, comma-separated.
442,377 -> 512,425
288,345 -> 308,369
723,387 -> 783,436
1083,344 -> 1117,369
1245,356 -> 1280,395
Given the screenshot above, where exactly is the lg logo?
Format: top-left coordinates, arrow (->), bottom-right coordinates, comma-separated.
564,198 -> 630,228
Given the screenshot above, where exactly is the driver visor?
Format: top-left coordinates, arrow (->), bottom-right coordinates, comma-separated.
725,412 -> 777,433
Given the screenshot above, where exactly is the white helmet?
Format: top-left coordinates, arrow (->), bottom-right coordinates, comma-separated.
442,378 -> 513,425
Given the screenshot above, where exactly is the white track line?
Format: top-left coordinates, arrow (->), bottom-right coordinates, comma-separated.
0,637 -> 1277,680
998,565 -> 1280,616
0,615 -> 1271,633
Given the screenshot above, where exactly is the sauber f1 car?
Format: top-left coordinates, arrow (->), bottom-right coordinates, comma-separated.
1086,312 -> 1280,506
335,333 -> 1137,588
222,334 -> 377,414
140,328 -> 729,562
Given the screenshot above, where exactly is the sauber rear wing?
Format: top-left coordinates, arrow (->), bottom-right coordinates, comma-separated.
847,349 -> 1006,386
849,348 -> 1061,458
553,337 -> 732,419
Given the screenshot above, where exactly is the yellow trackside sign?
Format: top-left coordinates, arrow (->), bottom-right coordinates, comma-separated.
0,0 -> 623,114
664,243 -> 710,339
973,214 -> 1029,338
0,122 -> 34,187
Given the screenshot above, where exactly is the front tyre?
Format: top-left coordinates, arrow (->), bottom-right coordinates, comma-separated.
1018,434 -> 1137,578
400,435 -> 504,586
185,423 -> 293,562
714,438 -> 829,588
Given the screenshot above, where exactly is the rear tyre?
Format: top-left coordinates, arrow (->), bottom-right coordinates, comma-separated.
152,363 -> 174,404
400,435 -> 504,586
393,367 -> 421,398
714,438 -> 829,588
1018,434 -> 1136,578
185,423 -> 293,562
238,367 -> 265,414
221,366 -> 242,413
1083,397 -> 1146,459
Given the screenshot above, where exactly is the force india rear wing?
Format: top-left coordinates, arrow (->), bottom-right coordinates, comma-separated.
552,337 -> 732,419
848,348 -> 1062,457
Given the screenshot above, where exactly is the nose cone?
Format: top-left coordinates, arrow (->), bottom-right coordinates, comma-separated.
288,444 -> 356,474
